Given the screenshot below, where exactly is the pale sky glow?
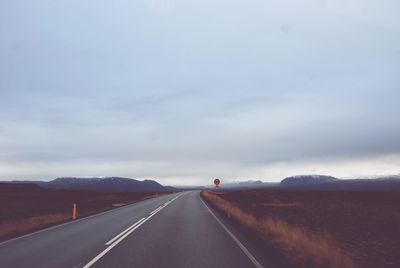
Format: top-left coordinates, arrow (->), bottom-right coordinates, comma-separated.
1,0 -> 399,185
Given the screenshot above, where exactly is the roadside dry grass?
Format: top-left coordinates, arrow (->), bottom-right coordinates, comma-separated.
0,183 -> 167,241
201,190 -> 356,268
0,213 -> 70,239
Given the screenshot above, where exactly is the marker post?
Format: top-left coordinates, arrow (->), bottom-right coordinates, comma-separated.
72,203 -> 77,220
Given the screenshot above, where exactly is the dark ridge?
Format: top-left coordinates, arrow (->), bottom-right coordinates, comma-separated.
40,177 -> 174,192
280,175 -> 400,192
280,175 -> 339,186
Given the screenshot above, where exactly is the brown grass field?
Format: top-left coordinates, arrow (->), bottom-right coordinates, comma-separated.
201,189 -> 400,268
0,183 -> 167,241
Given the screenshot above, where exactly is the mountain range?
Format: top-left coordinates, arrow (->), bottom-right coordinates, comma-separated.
4,174 -> 400,192
280,175 -> 339,186
279,175 -> 400,191
216,180 -> 279,189
6,177 -> 175,193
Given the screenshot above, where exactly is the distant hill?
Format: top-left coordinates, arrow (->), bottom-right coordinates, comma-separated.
219,180 -> 279,189
0,182 -> 43,193
6,177 -> 175,193
280,175 -> 400,192
280,175 -> 339,187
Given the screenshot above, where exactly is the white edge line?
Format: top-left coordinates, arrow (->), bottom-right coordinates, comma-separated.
105,217 -> 146,246
0,193 -> 178,247
83,194 -> 181,268
200,197 -> 263,268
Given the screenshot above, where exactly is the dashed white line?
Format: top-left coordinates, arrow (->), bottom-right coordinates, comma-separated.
150,206 -> 163,215
83,194 -> 182,268
105,217 -> 146,246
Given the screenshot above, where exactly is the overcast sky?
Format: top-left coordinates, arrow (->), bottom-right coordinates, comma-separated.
0,0 -> 399,185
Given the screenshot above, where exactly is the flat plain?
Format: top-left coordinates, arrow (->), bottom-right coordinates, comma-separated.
0,183 -> 163,242
203,189 -> 400,268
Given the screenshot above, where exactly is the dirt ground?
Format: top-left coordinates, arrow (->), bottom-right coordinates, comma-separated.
0,183 -> 166,241
216,189 -> 400,268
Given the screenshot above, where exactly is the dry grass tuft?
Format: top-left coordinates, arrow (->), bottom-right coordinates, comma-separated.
202,190 -> 356,268
0,184 -> 169,241
0,213 -> 70,239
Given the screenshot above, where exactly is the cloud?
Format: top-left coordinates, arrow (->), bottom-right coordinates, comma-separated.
0,0 -> 399,184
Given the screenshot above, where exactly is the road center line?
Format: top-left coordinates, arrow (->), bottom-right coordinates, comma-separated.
83,194 -> 182,268
105,217 -> 146,246
150,206 -> 163,215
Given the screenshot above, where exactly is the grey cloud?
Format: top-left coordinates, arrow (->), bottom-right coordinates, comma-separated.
0,0 -> 399,182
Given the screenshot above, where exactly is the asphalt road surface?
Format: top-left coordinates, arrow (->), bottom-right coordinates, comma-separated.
0,191 -> 275,268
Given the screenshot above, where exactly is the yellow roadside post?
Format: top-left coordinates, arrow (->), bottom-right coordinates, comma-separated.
72,203 -> 77,220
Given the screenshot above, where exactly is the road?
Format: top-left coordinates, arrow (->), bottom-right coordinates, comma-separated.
0,191 -> 272,268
